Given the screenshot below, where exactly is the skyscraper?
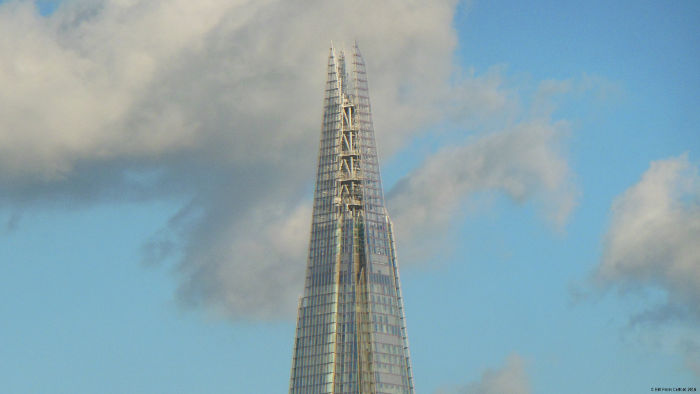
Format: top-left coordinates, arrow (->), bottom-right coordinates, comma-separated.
289,44 -> 415,394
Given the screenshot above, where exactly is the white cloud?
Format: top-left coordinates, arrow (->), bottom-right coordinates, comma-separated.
173,201 -> 311,319
0,0 -> 579,319
595,154 -> 700,316
593,154 -> 700,376
3,0 -> 504,318
436,354 -> 531,394
0,0 -> 469,186
387,119 -> 576,259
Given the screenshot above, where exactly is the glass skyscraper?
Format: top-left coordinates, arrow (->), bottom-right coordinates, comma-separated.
289,43 -> 415,394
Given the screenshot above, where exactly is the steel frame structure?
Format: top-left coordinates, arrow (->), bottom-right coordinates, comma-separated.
289,44 -> 414,394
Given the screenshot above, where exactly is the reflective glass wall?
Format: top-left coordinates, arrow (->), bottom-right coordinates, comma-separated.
289,45 -> 414,394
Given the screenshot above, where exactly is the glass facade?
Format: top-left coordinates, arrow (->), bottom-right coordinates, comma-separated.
289,44 -> 415,394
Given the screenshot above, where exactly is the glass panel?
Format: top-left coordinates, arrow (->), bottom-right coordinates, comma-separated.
290,45 -> 414,394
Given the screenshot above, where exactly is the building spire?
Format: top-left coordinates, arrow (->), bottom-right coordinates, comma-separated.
289,43 -> 414,394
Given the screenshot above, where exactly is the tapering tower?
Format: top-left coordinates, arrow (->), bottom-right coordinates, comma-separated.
289,44 -> 414,394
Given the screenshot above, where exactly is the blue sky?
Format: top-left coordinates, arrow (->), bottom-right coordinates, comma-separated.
1,1 -> 699,393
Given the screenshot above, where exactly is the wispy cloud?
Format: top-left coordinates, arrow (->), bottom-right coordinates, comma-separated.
593,154 -> 700,375
1,0 -> 497,319
387,118 -> 577,261
435,354 -> 531,394
595,154 -> 700,316
1,0 -> 585,319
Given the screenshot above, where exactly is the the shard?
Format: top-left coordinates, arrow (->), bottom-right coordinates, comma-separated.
289,43 -> 415,394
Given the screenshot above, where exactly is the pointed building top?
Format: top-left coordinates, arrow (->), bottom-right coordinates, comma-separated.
329,42 -> 335,60
352,41 -> 362,55
289,45 -> 414,393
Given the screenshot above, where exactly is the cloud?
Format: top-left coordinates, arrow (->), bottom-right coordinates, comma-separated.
595,154 -> 700,316
3,0 -> 513,318
436,354 -> 531,394
173,201 -> 311,319
0,0 -> 580,319
3,211 -> 21,234
684,339 -> 700,376
593,154 -> 700,375
387,118 -> 576,259
0,0 -> 468,188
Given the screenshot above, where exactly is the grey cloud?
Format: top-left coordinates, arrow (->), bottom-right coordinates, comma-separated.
595,155 -> 700,317
593,155 -> 700,376
436,354 -> 531,394
387,119 -> 576,260
0,0 -> 459,186
628,303 -> 690,328
2,0 -> 505,318
174,200 -> 311,319
684,340 -> 700,377
3,211 -> 21,234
